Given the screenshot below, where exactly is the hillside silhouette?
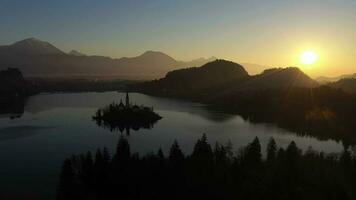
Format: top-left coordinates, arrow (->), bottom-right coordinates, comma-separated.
68,50 -> 86,57
317,73 -> 356,83
148,60 -> 249,93
0,68 -> 34,119
0,68 -> 35,97
328,78 -> 356,94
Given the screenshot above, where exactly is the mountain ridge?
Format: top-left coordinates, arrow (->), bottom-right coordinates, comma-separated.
0,38 -> 215,79
69,50 -> 86,56
0,38 -> 65,55
316,73 -> 356,83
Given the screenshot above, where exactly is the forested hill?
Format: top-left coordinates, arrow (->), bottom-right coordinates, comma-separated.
328,78 -> 356,94
0,68 -> 34,97
151,59 -> 249,91
140,59 -> 318,97
240,67 -> 318,89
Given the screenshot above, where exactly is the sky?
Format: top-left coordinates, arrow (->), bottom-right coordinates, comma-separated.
0,0 -> 355,77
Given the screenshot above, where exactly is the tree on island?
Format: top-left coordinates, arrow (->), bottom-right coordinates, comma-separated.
93,92 -> 162,134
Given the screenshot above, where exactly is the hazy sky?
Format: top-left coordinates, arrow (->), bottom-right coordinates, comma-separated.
1,0 -> 355,76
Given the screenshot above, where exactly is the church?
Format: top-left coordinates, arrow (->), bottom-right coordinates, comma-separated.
119,91 -> 131,109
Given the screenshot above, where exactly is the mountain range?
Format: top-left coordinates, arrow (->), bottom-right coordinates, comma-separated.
0,38 -> 216,79
316,73 -> 356,83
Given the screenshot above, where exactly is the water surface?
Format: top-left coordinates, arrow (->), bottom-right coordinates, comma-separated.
0,92 -> 343,199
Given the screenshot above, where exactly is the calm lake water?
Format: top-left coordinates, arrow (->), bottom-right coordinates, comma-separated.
0,92 -> 343,199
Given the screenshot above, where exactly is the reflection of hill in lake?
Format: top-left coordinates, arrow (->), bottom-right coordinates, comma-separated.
93,92 -> 162,134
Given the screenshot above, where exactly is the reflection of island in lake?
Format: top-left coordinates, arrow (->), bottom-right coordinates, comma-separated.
93,92 -> 162,134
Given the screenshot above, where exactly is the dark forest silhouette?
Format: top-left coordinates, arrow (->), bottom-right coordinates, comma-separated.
0,68 -> 34,119
58,135 -> 356,200
0,68 -> 35,97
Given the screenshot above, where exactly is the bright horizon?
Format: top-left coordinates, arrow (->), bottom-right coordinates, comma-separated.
1,0 -> 356,77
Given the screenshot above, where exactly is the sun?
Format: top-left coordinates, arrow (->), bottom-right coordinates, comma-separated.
300,51 -> 318,65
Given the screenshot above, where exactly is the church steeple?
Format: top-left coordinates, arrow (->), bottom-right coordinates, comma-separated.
125,91 -> 130,108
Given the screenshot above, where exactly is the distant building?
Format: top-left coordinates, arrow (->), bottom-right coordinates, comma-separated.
118,91 -> 131,110
118,99 -> 125,110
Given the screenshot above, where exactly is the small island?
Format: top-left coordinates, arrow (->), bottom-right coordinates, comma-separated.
93,92 -> 162,134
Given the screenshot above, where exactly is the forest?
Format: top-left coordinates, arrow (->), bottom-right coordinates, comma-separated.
57,135 -> 356,200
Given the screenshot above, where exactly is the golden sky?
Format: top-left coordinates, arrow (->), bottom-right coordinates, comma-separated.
2,0 -> 355,77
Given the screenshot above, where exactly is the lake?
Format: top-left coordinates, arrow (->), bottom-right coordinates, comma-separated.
0,92 -> 343,199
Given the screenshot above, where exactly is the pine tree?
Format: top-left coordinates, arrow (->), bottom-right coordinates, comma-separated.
114,136 -> 131,163
169,140 -> 185,164
57,159 -> 76,200
267,138 -> 277,162
245,137 -> 262,165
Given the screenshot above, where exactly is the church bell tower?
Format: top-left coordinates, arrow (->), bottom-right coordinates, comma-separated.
125,91 -> 130,108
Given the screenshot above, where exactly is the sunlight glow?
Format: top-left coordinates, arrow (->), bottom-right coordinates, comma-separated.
300,51 -> 318,65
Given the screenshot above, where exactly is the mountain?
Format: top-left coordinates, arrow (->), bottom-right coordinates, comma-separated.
0,38 -> 65,56
238,67 -> 319,90
316,76 -> 339,84
328,78 -> 356,94
0,38 -> 214,79
69,50 -> 86,56
344,73 -> 356,79
316,73 -> 356,83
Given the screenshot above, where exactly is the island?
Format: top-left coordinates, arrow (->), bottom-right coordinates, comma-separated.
93,92 -> 162,134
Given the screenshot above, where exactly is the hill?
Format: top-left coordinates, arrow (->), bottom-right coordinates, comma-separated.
0,68 -> 27,95
140,61 -> 318,97
328,78 -> 356,94
69,50 -> 86,56
316,73 -> 356,83
238,67 -> 318,90
0,68 -> 37,100
0,38 -> 214,79
159,59 -> 248,88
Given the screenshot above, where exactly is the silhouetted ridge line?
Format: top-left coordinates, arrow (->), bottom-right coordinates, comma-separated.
328,78 -> 356,94
0,38 -> 215,78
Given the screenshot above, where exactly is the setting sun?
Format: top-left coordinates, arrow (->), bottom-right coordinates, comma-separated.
300,51 -> 318,65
